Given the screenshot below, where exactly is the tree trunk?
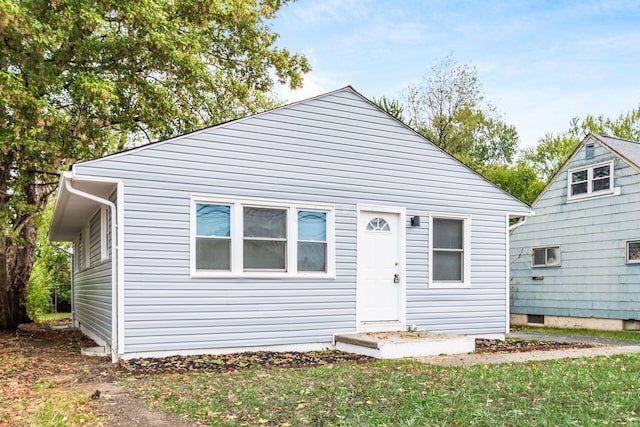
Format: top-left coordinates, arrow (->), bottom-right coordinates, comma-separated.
0,218 -> 40,330
0,161 -> 53,330
0,236 -> 20,330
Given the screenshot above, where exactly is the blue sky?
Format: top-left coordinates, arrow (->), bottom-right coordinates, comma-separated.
272,0 -> 640,148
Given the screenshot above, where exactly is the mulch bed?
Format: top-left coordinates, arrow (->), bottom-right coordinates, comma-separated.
120,339 -> 596,374
120,350 -> 375,375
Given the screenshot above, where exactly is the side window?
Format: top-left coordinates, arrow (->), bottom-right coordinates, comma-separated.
532,246 -> 560,267
430,213 -> 471,288
297,211 -> 327,272
195,204 -> 231,271
626,240 -> 640,264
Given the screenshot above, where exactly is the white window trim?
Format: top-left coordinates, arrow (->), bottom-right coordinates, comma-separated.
190,194 -> 335,278
625,240 -> 640,264
100,206 -> 109,261
567,160 -> 615,201
531,246 -> 560,267
82,223 -> 90,270
428,212 -> 471,289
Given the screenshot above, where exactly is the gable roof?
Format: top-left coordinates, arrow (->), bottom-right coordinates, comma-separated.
530,132 -> 640,206
67,85 -> 530,212
72,86 -> 361,168
594,134 -> 640,169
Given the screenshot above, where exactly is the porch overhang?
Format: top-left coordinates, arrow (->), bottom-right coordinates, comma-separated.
49,172 -> 118,242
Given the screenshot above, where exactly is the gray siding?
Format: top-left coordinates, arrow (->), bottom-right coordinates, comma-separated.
74,206 -> 112,345
511,139 -> 640,320
74,88 -> 528,355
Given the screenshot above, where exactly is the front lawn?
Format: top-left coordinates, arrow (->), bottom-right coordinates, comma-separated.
128,354 -> 640,426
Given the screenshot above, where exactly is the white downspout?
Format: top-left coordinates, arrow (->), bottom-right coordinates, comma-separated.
508,215 -> 528,234
64,179 -> 119,363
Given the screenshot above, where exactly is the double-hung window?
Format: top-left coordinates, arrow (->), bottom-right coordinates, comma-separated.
192,195 -> 334,277
568,161 -> 614,199
429,213 -> 471,288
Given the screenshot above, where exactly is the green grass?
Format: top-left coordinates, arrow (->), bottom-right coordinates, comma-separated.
36,312 -> 72,322
128,355 -> 640,426
513,326 -> 640,341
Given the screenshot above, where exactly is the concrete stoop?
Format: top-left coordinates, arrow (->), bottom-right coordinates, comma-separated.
81,346 -> 109,357
334,330 -> 475,359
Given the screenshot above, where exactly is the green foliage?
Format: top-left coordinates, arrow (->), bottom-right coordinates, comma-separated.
0,0 -> 309,326
373,96 -> 405,122
479,162 -> 545,205
402,55 -> 519,168
26,199 -> 71,320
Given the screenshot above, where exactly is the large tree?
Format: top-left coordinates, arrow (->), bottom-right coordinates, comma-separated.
0,0 -> 310,330
402,55 -> 518,169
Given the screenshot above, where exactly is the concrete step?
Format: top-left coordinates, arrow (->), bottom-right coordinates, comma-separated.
334,330 -> 475,359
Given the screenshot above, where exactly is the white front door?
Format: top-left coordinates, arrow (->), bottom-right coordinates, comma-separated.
357,208 -> 405,330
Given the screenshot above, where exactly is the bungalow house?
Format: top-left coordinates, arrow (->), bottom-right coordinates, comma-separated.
49,86 -> 531,361
510,133 -> 640,331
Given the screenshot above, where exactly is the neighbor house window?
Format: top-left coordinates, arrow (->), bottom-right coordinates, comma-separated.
532,246 -> 560,267
192,196 -> 334,277
568,161 -> 613,199
626,240 -> 640,264
429,213 -> 471,288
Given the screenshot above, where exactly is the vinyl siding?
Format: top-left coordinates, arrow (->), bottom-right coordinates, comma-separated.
511,138 -> 640,320
73,88 -> 529,355
74,205 -> 112,345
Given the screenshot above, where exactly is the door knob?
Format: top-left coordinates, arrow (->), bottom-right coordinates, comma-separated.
394,274 -> 400,284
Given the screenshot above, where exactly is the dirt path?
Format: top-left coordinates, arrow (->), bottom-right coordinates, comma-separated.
82,382 -> 194,427
0,321 -> 194,426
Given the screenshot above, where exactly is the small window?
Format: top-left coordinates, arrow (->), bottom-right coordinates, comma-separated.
567,161 -> 613,200
430,213 -> 471,288
626,240 -> 640,264
532,247 -> 560,267
367,217 -> 390,232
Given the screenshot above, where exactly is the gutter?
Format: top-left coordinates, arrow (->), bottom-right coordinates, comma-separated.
64,177 -> 120,363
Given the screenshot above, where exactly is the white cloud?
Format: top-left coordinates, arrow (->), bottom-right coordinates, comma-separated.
274,70 -> 335,103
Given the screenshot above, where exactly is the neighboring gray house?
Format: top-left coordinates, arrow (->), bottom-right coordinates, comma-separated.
49,87 -> 530,361
511,133 -> 640,331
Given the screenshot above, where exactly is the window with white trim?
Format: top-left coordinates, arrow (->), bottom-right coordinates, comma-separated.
626,240 -> 640,264
192,196 -> 334,277
567,161 -> 613,199
429,213 -> 471,288
100,206 -> 110,261
532,246 -> 560,267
